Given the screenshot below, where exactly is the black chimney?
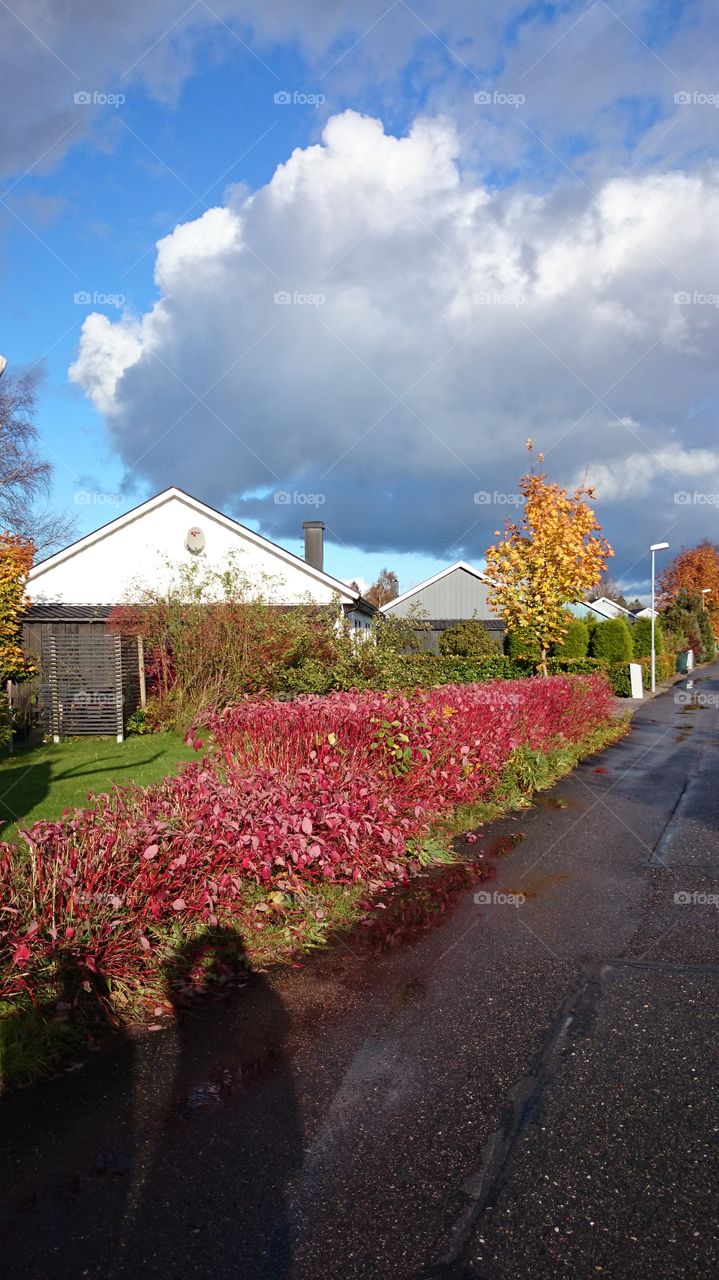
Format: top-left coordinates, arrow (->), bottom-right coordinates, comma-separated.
303,520 -> 325,572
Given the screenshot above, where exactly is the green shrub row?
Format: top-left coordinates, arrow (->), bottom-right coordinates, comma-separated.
546,656 -> 605,675
278,651 -> 527,694
603,652 -> 677,696
548,605 -> 715,668
545,648 -> 681,696
277,646 -> 684,698
508,609 -> 706,696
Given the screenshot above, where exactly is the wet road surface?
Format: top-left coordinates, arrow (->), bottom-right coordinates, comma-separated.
1,669 -> 718,1279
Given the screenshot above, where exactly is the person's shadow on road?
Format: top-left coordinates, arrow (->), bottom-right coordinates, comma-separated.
1,927 -> 301,1280
113,925 -> 301,1279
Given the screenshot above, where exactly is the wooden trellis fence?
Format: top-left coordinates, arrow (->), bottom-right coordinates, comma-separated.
46,633 -> 125,741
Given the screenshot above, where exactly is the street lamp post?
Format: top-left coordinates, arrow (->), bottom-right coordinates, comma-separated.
650,541 -> 669,692
701,588 -> 711,611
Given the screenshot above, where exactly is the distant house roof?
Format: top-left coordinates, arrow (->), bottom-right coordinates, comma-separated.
571,597 -> 640,622
379,560 -> 496,614
587,596 -> 637,618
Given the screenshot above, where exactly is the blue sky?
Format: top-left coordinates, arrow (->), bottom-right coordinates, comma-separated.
1,1 -> 718,596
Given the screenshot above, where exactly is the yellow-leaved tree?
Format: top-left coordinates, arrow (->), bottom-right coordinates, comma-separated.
0,532 -> 36,684
484,442 -> 613,677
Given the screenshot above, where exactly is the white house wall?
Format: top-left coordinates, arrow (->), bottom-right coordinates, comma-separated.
28,494 -> 342,606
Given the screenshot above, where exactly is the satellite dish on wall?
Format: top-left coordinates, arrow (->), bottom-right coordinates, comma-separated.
185,526 -> 206,554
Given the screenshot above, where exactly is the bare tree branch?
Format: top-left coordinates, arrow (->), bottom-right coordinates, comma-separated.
0,367 -> 77,556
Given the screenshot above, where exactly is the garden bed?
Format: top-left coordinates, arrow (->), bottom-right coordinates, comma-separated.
1,674 -> 622,1089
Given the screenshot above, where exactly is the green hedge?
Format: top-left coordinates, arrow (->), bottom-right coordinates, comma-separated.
648,652 -> 677,684
438,618 -> 497,658
279,651 -> 529,694
280,648 -> 685,696
606,651 -> 678,696
352,653 -> 528,689
590,617 -> 633,663
392,654 -> 527,685
606,662 -> 631,696
547,656 -> 606,675
551,618 -> 590,659
631,616 -> 663,658
697,610 -> 717,663
505,629 -> 541,661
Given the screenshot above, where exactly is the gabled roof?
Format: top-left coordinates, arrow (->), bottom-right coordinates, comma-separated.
587,596 -> 637,617
380,560 -> 495,613
572,598 -> 642,623
28,486 -> 359,604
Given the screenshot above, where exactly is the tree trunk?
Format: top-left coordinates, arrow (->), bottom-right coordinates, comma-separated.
540,646 -> 549,678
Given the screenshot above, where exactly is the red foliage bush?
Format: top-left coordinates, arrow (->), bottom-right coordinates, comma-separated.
0,675 -> 613,1010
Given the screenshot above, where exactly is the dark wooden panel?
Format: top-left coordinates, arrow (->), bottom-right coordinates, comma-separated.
45,633 -> 125,738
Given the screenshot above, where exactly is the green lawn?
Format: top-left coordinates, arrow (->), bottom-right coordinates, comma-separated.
0,734 -> 198,843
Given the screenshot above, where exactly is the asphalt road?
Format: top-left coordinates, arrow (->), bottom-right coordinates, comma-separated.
1,669 -> 718,1280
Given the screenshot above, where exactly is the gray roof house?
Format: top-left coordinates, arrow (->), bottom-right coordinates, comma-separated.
380,560 -> 504,652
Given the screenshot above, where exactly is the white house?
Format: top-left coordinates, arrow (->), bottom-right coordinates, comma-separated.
380,560 -> 504,651
27,487 -> 374,623
21,489 -> 374,739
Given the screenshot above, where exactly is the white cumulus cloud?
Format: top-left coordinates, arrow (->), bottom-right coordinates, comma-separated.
69,110 -> 719,575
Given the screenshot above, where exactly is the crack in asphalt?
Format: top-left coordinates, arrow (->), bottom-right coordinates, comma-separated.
417,959 -> 719,1280
414,962 -> 604,1278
